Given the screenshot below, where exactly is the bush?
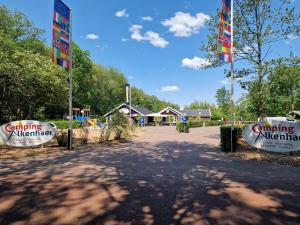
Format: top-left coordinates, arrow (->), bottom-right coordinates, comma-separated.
56,130 -> 68,147
176,121 -> 190,133
189,121 -> 203,128
48,120 -> 81,129
220,125 -> 245,152
99,126 -> 112,142
110,112 -> 130,140
78,128 -> 89,145
205,121 -> 224,127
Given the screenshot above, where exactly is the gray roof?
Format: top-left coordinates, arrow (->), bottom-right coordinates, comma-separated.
132,105 -> 153,116
181,109 -> 211,117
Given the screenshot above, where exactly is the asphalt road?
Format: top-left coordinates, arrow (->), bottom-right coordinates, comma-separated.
0,126 -> 299,225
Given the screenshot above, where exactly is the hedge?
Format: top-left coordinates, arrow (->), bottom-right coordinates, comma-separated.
189,121 -> 203,128
176,121 -> 190,133
47,120 -> 81,129
220,125 -> 245,152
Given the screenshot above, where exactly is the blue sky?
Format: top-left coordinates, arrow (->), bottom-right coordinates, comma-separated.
1,0 -> 299,107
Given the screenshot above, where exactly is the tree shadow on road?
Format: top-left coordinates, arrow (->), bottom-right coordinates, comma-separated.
0,141 -> 299,225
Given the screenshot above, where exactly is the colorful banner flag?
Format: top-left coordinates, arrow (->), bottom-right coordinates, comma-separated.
52,0 -> 71,69
217,0 -> 232,63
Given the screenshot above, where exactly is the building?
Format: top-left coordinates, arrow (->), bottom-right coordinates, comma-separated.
104,103 -> 153,124
104,104 -> 212,125
180,109 -> 212,121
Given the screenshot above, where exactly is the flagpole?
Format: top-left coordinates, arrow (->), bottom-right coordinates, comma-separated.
68,8 -> 73,150
230,0 -> 235,152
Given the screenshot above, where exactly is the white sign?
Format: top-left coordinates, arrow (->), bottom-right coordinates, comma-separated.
119,108 -> 130,114
0,120 -> 56,147
242,121 -> 300,152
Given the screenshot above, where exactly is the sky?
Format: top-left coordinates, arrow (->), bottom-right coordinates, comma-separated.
1,0 -> 299,107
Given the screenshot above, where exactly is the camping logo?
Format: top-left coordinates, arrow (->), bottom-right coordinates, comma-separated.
0,120 -> 56,147
242,121 -> 300,152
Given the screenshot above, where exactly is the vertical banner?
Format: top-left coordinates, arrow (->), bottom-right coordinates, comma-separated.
217,0 -> 232,63
52,0 -> 71,70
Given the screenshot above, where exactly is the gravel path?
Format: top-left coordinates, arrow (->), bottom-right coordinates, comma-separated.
0,126 -> 299,225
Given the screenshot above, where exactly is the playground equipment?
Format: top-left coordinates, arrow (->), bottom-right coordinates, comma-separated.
72,108 -> 102,128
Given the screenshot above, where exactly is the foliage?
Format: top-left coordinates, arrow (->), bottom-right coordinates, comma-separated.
220,125 -> 245,152
56,130 -> 68,147
214,87 -> 230,120
78,128 -> 89,145
189,121 -> 203,128
0,6 -> 179,123
205,121 -> 224,126
176,121 -> 190,133
48,120 -> 81,129
109,112 -> 130,140
186,101 -> 212,110
202,0 -> 300,119
154,116 -> 162,125
99,127 -> 112,142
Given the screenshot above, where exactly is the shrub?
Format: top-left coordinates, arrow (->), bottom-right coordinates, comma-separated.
48,120 -> 81,129
189,121 -> 203,128
176,121 -> 190,133
78,128 -> 89,145
110,112 -> 130,140
56,130 -> 68,147
99,127 -> 112,142
205,121 -> 224,127
220,125 -> 245,152
154,116 -> 162,126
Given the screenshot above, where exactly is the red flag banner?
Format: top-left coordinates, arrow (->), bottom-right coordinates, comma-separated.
217,0 -> 232,63
52,0 -> 71,69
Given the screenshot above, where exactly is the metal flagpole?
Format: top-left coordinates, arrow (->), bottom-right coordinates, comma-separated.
129,83 -> 132,125
68,8 -> 73,150
230,0 -> 235,152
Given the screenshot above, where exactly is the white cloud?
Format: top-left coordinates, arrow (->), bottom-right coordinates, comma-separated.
129,24 -> 144,41
160,86 -> 180,93
181,57 -> 211,70
129,25 -> 169,48
287,34 -> 298,40
162,12 -> 210,37
115,9 -> 129,18
85,34 -> 99,40
141,16 -> 153,21
144,31 -> 169,48
220,80 -> 229,85
121,38 -> 128,42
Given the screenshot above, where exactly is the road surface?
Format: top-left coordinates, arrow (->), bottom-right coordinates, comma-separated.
0,126 -> 299,225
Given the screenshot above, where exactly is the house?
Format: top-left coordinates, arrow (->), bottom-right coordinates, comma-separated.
104,103 -> 153,124
180,109 -> 212,121
104,104 -> 212,125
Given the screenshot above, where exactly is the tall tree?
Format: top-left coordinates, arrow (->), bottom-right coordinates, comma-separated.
202,0 -> 300,119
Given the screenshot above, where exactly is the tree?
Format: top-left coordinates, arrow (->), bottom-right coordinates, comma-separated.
215,87 -> 230,119
264,60 -> 300,116
186,101 -> 211,110
202,0 -> 300,119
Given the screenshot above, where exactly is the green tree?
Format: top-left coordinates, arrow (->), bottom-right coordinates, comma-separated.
186,101 -> 211,110
215,87 -> 230,119
202,0 -> 300,119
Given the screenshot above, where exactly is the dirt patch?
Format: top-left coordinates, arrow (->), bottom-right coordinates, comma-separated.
228,140 -> 300,167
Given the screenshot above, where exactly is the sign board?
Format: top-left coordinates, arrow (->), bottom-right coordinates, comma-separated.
0,120 -> 56,147
181,116 -> 187,124
242,121 -> 300,152
119,108 -> 130,115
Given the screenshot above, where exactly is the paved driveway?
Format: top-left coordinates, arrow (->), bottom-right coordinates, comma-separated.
0,126 -> 299,225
